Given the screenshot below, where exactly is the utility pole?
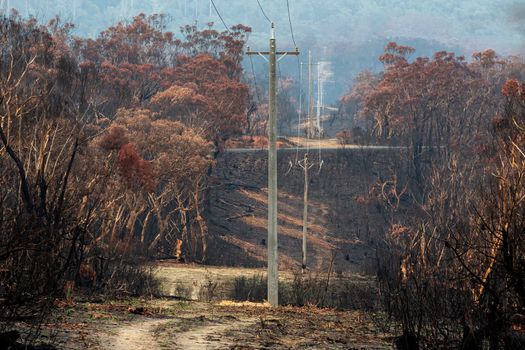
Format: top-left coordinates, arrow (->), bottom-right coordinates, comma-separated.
298,61 -> 304,129
195,0 -> 198,19
247,23 -> 299,306
72,0 -> 77,22
308,51 -> 313,137
299,52 -> 321,273
302,154 -> 308,272
317,60 -> 334,135
306,51 -> 319,138
316,61 -> 321,133
1,0 -> 9,14
298,153 -> 314,273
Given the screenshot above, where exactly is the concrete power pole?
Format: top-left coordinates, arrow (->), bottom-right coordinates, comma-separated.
306,51 -> 320,138
302,154 -> 308,272
298,153 -> 314,273
1,0 -> 9,14
247,23 -> 299,306
72,0 -> 77,22
308,51 -> 313,137
316,61 -> 321,134
300,53 -> 320,273
194,0 -> 198,19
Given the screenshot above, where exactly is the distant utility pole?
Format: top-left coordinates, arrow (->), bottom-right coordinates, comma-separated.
298,153 -> 314,273
130,0 -> 135,17
306,51 -> 319,137
316,60 -> 322,132
299,52 -> 321,273
316,60 -> 334,131
194,0 -> 198,19
1,0 -> 9,14
247,23 -> 299,306
308,51 -> 314,137
72,0 -> 77,22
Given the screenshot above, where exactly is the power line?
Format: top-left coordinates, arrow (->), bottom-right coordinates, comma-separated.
256,0 -> 272,23
246,29 -> 263,105
210,0 -> 230,32
286,0 -> 297,48
284,0 -> 301,164
249,55 -> 263,104
294,55 -> 301,162
248,55 -> 265,141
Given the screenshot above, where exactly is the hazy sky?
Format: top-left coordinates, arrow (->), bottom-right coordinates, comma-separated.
2,0 -> 525,55
2,0 -> 524,104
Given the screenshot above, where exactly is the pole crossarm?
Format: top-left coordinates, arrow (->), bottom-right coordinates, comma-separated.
246,51 -> 300,56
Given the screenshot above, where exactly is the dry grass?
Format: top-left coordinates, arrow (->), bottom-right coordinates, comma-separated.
225,136 -> 296,149
216,300 -> 272,308
287,137 -> 345,148
17,262 -> 387,349
34,296 -> 393,349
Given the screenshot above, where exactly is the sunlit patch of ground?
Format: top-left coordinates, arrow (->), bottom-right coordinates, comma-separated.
152,262 -> 375,301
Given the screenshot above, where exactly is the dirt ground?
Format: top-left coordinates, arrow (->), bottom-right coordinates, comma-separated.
36,298 -> 393,349
16,264 -> 391,349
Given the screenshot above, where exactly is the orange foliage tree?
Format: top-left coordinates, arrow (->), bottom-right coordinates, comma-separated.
93,108 -> 213,262
72,15 -> 251,148
0,11 -> 253,331
347,43 -> 525,346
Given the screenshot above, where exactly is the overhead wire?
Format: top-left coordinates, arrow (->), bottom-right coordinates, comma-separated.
249,55 -> 263,105
286,0 -> 297,48
295,61 -> 303,164
248,47 -> 265,138
249,0 -> 308,170
210,0 -> 230,32
282,0 -> 302,163
285,0 -> 302,81
210,0 -> 264,140
256,0 -> 272,23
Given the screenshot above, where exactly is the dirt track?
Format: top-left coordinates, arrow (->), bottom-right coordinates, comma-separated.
34,264 -> 389,349
110,318 -> 169,350
108,313 -> 257,350
45,298 -> 393,349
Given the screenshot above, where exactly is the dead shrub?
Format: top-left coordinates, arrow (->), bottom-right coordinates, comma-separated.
231,275 -> 267,302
